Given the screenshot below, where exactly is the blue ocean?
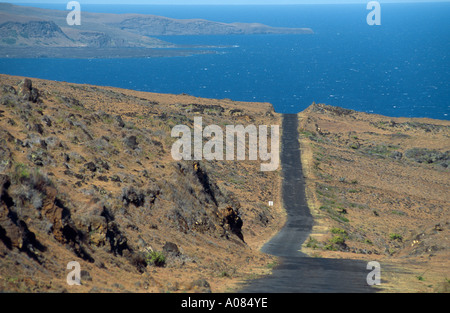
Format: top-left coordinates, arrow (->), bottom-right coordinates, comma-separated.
0,3 -> 449,119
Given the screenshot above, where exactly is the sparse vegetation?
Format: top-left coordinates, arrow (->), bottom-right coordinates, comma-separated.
330,227 -> 348,237
330,235 -> 345,245
300,101 -> 449,292
389,233 -> 403,241
391,210 -> 406,216
145,250 -> 166,267
305,237 -> 319,249
324,235 -> 346,251
0,75 -> 282,293
266,261 -> 278,269
12,163 -> 30,182
405,148 -> 449,167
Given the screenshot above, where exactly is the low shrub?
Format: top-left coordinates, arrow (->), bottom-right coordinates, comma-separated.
389,233 -> 403,241
145,250 -> 166,267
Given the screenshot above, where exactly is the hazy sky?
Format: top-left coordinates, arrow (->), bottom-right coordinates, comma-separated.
5,0 -> 450,4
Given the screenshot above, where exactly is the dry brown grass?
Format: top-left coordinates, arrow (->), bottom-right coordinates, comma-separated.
298,103 -> 449,292
0,74 -> 283,293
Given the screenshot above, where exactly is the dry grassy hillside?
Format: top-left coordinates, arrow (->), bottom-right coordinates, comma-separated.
2,74 -> 447,293
0,74 -> 283,293
298,103 -> 450,293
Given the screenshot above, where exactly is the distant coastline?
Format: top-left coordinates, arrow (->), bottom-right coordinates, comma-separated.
0,2 -> 313,58
0,3 -> 447,120
0,47 -> 217,59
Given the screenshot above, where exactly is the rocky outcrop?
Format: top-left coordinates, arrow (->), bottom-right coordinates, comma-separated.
405,148 -> 449,168
0,75 -> 281,292
307,102 -> 355,117
17,78 -> 40,103
0,20 -> 75,47
219,206 -> 244,242
77,31 -> 112,48
0,175 -> 46,261
0,165 -> 94,262
161,161 -> 245,243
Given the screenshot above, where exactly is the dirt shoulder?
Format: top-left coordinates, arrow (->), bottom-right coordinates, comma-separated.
297,103 -> 450,293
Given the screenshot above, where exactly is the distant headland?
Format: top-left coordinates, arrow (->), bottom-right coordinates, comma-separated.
0,3 -> 313,58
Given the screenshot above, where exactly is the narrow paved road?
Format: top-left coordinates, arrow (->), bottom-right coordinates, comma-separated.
240,114 -> 376,293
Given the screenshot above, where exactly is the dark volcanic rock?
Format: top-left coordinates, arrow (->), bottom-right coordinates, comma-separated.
84,162 -> 97,172
115,115 -> 125,128
220,206 -> 244,242
121,186 -> 145,207
189,279 -> 211,293
163,241 -> 181,257
1,21 -> 67,39
405,148 -> 449,167
17,78 -> 40,103
123,135 -> 139,150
